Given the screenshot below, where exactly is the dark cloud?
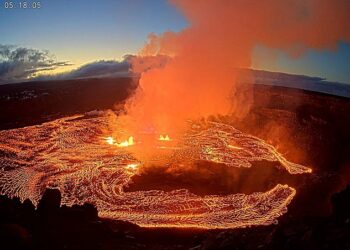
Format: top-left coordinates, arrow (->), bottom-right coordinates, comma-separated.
0,44 -> 170,83
0,45 -> 71,84
66,60 -> 130,78
37,59 -> 131,81
35,54 -> 170,81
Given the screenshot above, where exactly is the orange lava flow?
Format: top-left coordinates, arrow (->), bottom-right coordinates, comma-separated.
0,111 -> 311,229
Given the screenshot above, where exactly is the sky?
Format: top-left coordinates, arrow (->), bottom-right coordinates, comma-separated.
0,0 -> 349,83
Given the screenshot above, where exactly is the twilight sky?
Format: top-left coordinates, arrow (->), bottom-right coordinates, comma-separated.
0,0 -> 349,83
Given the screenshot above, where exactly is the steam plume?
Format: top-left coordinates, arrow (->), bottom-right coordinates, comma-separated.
123,0 -> 350,136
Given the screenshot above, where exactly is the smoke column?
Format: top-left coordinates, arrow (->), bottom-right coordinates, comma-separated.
122,0 -> 350,138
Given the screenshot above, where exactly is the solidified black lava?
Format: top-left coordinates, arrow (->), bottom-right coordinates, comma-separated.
125,160 -> 309,196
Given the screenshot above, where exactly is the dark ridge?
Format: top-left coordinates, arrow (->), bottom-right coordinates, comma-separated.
0,76 -> 349,131
0,77 -> 136,130
239,68 -> 350,98
0,185 -> 349,249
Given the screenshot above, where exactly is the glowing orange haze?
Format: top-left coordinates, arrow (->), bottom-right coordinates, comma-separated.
121,0 -> 350,138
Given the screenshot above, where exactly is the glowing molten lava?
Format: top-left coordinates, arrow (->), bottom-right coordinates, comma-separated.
105,136 -> 115,145
126,163 -> 139,171
105,136 -> 134,147
228,144 -> 243,150
0,112 -> 312,229
116,136 -> 134,147
159,135 -> 170,141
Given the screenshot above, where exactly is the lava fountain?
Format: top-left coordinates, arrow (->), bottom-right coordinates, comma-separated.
104,136 -> 134,147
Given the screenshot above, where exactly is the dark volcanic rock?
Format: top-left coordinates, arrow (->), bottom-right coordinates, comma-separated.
0,185 -> 349,249
0,77 -> 135,130
37,189 -> 61,215
332,184 -> 350,222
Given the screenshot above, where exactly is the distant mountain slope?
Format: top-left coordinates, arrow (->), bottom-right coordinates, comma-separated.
0,77 -> 135,130
239,69 -> 350,98
0,70 -> 349,130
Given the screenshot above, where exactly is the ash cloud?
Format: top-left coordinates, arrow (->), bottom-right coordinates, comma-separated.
0,45 -> 70,84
